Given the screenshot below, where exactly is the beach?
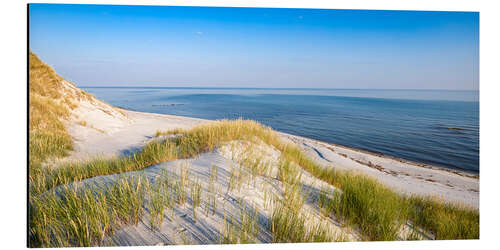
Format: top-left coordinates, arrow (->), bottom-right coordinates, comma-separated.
63,102 -> 479,209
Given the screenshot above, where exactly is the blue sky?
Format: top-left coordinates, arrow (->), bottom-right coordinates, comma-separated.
29,4 -> 479,89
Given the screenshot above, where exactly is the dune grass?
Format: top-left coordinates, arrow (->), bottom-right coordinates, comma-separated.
29,52 -> 78,247
174,162 -> 190,205
148,180 -> 167,231
155,128 -> 186,137
29,119 -> 479,247
31,165 -> 209,247
30,175 -> 149,247
219,201 -> 260,244
333,173 -> 407,240
29,52 -> 73,168
156,120 -> 479,241
205,164 -> 218,216
271,168 -> 329,242
107,175 -> 149,225
238,201 -> 259,244
29,51 -> 97,166
407,196 -> 479,240
29,51 -> 100,169
190,177 -> 202,222
221,213 -> 239,244
271,203 -> 334,243
318,187 -> 337,217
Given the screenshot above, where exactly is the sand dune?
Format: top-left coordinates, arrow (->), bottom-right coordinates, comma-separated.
55,141 -> 361,245
62,100 -> 479,209
42,95 -> 479,246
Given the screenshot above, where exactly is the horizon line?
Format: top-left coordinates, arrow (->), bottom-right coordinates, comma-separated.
78,86 -> 479,91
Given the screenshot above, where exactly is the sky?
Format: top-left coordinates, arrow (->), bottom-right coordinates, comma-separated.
29,4 -> 479,90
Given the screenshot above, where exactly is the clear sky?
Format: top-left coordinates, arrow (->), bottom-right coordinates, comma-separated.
29,4 -> 479,90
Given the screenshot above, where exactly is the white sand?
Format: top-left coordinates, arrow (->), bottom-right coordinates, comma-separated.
64,98 -> 204,161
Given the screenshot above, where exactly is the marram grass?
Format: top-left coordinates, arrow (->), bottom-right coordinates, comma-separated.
30,175 -> 147,247
29,119 -> 479,247
29,52 -> 73,168
29,52 -> 97,168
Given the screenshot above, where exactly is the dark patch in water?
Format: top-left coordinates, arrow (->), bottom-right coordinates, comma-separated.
152,103 -> 185,107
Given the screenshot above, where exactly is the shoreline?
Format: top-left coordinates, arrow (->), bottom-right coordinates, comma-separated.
279,132 -> 479,179
115,105 -> 478,178
281,132 -> 479,208
65,105 -> 479,208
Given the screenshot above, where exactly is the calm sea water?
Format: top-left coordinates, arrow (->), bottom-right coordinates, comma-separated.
82,87 -> 479,173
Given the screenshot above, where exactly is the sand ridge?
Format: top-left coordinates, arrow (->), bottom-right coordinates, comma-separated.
44,98 -> 480,245
54,140 -> 360,245
62,98 -> 479,209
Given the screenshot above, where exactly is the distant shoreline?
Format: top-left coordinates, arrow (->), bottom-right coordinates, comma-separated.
81,86 -> 479,92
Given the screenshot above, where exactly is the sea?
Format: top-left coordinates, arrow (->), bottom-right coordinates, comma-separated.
82,87 -> 479,173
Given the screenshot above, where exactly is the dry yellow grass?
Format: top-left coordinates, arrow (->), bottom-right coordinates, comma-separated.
77,120 -> 87,127
29,52 -> 75,166
29,52 -> 65,99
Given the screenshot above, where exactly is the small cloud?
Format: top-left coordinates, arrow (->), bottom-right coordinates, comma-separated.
196,31 -> 203,35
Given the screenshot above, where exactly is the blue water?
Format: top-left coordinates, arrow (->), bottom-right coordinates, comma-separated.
82,87 -> 479,173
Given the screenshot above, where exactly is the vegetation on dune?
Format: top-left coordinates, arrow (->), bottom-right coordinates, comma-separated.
149,121 -> 481,241
29,52 -> 76,247
29,51 -> 96,167
29,52 -> 73,167
31,175 -> 153,247
28,52 -> 111,247
271,160 -> 337,243
408,196 -> 479,240
155,128 -> 186,137
29,119 -> 479,247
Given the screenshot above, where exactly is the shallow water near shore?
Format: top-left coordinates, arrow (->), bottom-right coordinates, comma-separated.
82,87 -> 479,173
